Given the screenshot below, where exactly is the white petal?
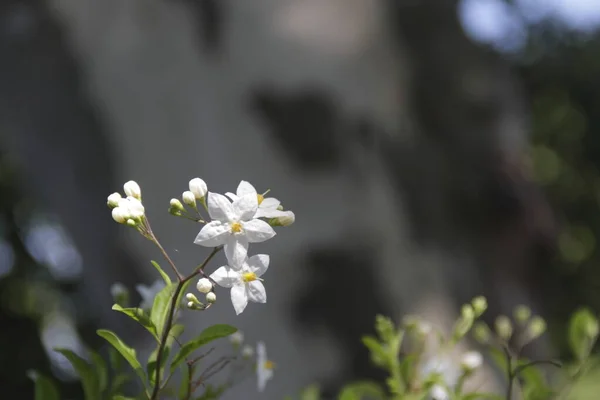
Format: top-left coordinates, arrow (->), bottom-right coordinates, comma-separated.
260,197 -> 280,210
236,180 -> 257,196
194,221 -> 230,247
231,285 -> 249,315
246,254 -> 269,277
257,342 -> 267,363
232,193 -> 258,221
224,236 -> 249,269
258,368 -> 273,392
243,219 -> 276,243
255,208 -> 288,219
225,192 -> 239,201
247,281 -> 267,303
210,266 -> 240,288
207,192 -> 235,222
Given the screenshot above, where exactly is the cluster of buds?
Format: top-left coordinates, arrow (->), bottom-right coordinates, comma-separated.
169,178 -> 208,218
107,181 -> 146,227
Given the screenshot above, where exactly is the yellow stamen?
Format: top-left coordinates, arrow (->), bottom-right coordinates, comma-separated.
231,222 -> 242,233
257,194 -> 264,205
264,360 -> 275,370
242,272 -> 258,282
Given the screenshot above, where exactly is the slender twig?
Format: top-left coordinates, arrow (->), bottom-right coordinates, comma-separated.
513,359 -> 562,376
144,219 -> 184,281
150,247 -> 222,400
504,346 -> 514,400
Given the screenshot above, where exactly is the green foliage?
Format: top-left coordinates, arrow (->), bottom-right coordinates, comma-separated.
54,349 -> 101,400
150,283 -> 177,337
568,308 -> 599,361
28,371 -> 60,400
150,260 -> 172,285
112,304 -> 158,341
97,329 -> 147,389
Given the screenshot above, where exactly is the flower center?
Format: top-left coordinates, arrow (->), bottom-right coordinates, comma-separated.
264,360 -> 275,370
242,272 -> 258,282
257,194 -> 264,205
230,222 -> 243,233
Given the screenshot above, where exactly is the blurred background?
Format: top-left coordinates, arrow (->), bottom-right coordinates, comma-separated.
1,0 -> 600,398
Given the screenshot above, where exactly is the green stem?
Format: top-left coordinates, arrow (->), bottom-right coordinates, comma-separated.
150,247 -> 222,400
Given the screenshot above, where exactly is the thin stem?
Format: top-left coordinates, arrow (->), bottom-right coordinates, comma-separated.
150,247 -> 222,400
513,359 -> 562,376
504,346 -> 514,400
144,218 -> 184,281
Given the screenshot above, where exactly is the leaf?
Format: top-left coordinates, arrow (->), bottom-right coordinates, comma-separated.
97,329 -> 147,389
489,347 -> 509,375
179,364 -> 194,399
112,396 -> 137,400
362,336 -> 387,368
28,371 -> 60,400
90,350 -> 108,394
148,346 -> 170,387
54,348 -> 100,400
109,347 -> 123,372
300,384 -> 321,400
109,374 -> 131,396
195,384 -> 227,400
112,304 -> 158,341
171,324 -> 237,373
151,260 -> 172,285
150,283 -> 177,337
338,381 -> 385,400
568,308 -> 599,361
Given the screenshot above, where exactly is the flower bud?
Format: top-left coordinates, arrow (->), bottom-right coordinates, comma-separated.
112,207 -> 130,223
430,385 -> 449,400
473,322 -> 492,344
526,316 -> 547,341
472,296 -> 487,316
242,345 -> 254,358
186,293 -> 200,303
107,192 -> 122,208
182,191 -> 196,207
170,198 -> 184,212
187,301 -> 195,309
124,180 -> 141,199
460,351 -> 483,371
126,219 -> 137,227
495,315 -> 513,340
197,278 -> 213,294
461,304 -> 475,320
189,178 -> 207,199
229,331 -> 244,346
277,211 -> 295,226
206,292 -> 217,303
514,305 -> 532,324
127,197 -> 145,219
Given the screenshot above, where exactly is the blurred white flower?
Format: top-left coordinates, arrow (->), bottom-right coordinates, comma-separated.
242,344 -> 254,358
229,331 -> 244,346
256,341 -> 274,392
430,384 -> 449,400
210,254 -> 269,315
460,351 -> 483,371
195,192 -> 275,268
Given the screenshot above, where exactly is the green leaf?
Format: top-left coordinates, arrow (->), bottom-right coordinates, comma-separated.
171,324 -> 237,373
489,347 -> 509,375
112,396 -> 137,400
179,364 -> 194,399
90,350 -> 108,394
151,260 -> 172,285
112,304 -> 158,341
54,348 -> 100,400
300,384 -> 321,400
28,371 -> 60,400
109,347 -> 123,372
109,374 -> 131,396
568,308 -> 599,361
195,384 -> 227,400
338,381 -> 385,400
148,346 -> 170,387
362,336 -> 386,368
150,283 -> 177,337
97,329 -> 147,389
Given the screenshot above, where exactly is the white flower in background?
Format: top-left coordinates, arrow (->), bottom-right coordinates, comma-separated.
460,351 -> 483,371
256,341 -> 274,392
430,384 -> 450,400
210,254 -> 269,315
420,355 -> 460,389
135,280 -> 165,310
110,282 -> 127,299
189,178 -> 208,199
196,278 -> 213,294
195,192 -> 275,268
123,180 -> 141,199
107,192 -> 122,208
242,344 -> 254,358
226,181 -> 287,219
229,331 -> 244,346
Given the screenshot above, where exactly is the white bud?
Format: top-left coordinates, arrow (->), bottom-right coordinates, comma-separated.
197,278 -> 213,294
170,198 -> 184,211
107,192 -> 122,208
182,191 -> 196,207
112,207 -> 129,223
123,180 -> 141,199
206,292 -> 216,303
110,282 -> 127,298
460,351 -> 483,370
229,331 -> 244,345
189,178 -> 207,199
242,345 -> 254,358
277,211 -> 295,226
126,219 -> 137,227
187,301 -> 195,309
127,197 -> 145,218
430,385 -> 449,400
186,293 -> 196,301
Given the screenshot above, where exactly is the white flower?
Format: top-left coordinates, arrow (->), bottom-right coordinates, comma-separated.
107,192 -> 122,208
206,292 -> 217,303
226,181 -> 286,219
229,331 -> 244,345
123,180 -> 141,199
256,341 -> 274,392
460,351 -> 483,371
125,197 -> 145,218
112,207 -> 129,223
135,280 -> 165,310
420,355 -> 459,388
430,384 -> 449,400
195,192 -> 275,268
196,278 -> 213,294
210,254 -> 269,315
182,191 -> 196,207
242,344 -> 254,358
189,178 -> 208,199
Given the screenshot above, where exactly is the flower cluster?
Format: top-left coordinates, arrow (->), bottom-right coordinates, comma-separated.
107,181 -> 145,225
228,331 -> 275,392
